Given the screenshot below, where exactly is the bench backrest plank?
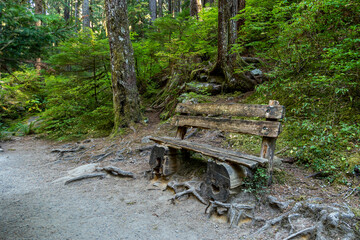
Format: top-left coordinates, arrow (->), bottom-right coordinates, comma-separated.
176,103 -> 285,120
172,115 -> 282,138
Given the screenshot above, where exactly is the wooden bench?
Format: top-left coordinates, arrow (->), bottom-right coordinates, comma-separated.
149,100 -> 285,201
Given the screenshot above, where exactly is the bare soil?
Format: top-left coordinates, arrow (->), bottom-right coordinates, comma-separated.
0,115 -> 359,240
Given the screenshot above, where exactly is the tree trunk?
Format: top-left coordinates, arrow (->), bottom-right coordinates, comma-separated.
174,0 -> 180,14
105,0 -> 141,131
168,0 -> 173,15
34,0 -> 43,72
211,0 -> 258,92
149,0 -> 157,23
82,0 -> 90,30
64,0 -> 70,21
158,0 -> 163,17
75,0 -> 80,31
190,0 -> 201,18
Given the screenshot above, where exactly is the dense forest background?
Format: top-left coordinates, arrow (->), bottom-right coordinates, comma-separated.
0,0 -> 359,182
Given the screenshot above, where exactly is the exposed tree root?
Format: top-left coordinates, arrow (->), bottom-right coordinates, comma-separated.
51,145 -> 86,157
64,172 -> 106,185
97,166 -> 135,178
166,181 -> 207,205
205,200 -> 255,228
247,199 -> 356,240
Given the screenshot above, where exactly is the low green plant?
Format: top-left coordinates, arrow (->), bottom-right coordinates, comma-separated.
242,168 -> 268,197
177,92 -> 210,103
13,122 -> 34,136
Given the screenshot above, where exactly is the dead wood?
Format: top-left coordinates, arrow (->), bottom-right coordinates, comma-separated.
166,181 -> 207,205
247,200 -> 356,240
51,145 -> 85,157
64,172 -> 106,185
205,200 -> 255,228
92,151 -> 114,163
184,128 -> 199,139
97,166 -> 135,178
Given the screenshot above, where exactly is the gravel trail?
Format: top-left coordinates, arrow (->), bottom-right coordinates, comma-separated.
0,137 -> 242,240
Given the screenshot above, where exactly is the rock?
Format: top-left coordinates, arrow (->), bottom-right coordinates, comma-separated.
0,148 -> 3,152
141,136 -> 153,143
251,69 -> 262,76
273,156 -> 283,167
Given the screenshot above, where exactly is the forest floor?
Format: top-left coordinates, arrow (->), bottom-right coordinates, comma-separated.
0,110 -> 359,240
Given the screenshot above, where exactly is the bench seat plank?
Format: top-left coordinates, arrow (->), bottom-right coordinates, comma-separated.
172,115 -> 281,138
176,103 -> 285,119
150,136 -> 268,169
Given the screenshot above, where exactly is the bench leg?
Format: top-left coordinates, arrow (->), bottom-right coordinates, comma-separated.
202,161 -> 248,202
149,145 -> 179,177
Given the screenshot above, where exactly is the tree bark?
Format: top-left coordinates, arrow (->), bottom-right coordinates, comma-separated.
64,0 -> 70,21
190,0 -> 201,18
82,0 -> 90,30
149,0 -> 157,23
158,0 -> 163,17
168,0 -> 173,15
174,0 -> 180,14
211,0 -> 258,92
105,0 -> 141,131
34,0 -> 43,72
75,0 -> 80,31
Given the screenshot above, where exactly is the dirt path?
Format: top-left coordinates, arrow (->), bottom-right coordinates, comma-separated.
0,137 -> 245,240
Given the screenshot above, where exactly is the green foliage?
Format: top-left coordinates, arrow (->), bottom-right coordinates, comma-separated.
0,0 -> 70,70
132,7 -> 218,99
243,168 -> 268,196
35,31 -> 113,140
177,92 -> 210,103
235,0 -> 360,179
0,67 -> 46,121
14,122 -> 35,136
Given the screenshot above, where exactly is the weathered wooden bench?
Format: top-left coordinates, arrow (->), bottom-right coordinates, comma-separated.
149,100 -> 285,201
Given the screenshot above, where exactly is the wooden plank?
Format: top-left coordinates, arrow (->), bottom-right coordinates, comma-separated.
158,136 -> 267,165
172,115 -> 282,138
176,103 -> 285,119
150,137 -> 264,169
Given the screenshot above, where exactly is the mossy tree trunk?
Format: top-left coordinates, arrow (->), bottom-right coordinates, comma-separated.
212,0 -> 259,92
158,0 -> 163,17
105,0 -> 141,132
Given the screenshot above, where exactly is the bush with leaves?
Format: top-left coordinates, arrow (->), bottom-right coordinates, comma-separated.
37,31 -> 113,140
234,0 -> 360,178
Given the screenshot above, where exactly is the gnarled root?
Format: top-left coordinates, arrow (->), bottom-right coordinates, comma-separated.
205,200 -> 255,228
247,199 -> 357,240
96,166 -> 135,178
166,181 -> 207,205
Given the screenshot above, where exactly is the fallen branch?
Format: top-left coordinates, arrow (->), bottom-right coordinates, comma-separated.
97,166 -> 135,178
64,172 -> 106,185
166,181 -> 207,205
